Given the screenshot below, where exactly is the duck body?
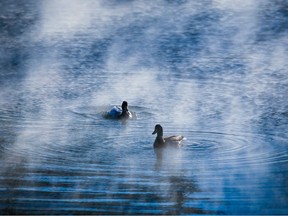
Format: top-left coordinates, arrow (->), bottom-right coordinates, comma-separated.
152,124 -> 184,149
119,108 -> 133,120
107,106 -> 122,118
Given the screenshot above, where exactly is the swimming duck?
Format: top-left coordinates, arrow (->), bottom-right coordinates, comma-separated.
119,101 -> 132,119
152,124 -> 184,149
106,101 -> 132,120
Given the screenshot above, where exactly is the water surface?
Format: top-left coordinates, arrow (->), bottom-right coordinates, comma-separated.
0,0 -> 288,214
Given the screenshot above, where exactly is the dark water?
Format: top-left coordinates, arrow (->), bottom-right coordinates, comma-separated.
1,0 -> 288,214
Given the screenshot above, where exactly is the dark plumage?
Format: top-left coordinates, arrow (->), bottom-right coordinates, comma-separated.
119,101 -> 132,119
152,124 -> 184,149
105,101 -> 132,120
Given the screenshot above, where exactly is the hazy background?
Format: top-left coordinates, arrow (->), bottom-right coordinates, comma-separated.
0,0 -> 287,214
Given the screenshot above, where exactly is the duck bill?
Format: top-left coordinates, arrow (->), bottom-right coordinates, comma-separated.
152,130 -> 156,135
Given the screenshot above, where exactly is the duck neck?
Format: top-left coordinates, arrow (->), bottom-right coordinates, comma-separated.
157,130 -> 163,138
120,110 -> 128,118
122,103 -> 128,112
155,132 -> 165,146
157,127 -> 165,143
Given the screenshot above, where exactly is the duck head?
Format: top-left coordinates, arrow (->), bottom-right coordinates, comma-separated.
121,101 -> 128,112
152,124 -> 163,136
120,101 -> 131,120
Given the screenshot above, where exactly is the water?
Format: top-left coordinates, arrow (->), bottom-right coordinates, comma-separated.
1,0 -> 288,214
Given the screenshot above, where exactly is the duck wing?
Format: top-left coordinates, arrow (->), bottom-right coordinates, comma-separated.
107,106 -> 122,118
164,135 -> 184,146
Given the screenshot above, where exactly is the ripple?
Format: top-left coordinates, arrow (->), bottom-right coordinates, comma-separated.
1,92 -> 287,216
181,130 -> 288,168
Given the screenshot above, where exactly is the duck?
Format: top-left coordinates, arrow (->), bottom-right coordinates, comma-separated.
106,101 -> 132,120
152,124 -> 184,149
119,101 -> 132,119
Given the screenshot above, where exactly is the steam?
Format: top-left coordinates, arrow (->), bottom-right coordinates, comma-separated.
1,0 -> 286,159
38,0 -> 94,36
0,0 -> 287,214
10,0 -> 280,138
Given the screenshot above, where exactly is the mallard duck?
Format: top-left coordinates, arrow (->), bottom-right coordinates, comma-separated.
152,124 -> 184,149
106,101 -> 132,119
119,101 -> 132,119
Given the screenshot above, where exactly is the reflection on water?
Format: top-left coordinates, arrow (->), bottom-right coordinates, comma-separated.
0,0 -> 288,214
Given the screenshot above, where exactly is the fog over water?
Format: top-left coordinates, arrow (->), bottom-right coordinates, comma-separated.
0,0 -> 288,214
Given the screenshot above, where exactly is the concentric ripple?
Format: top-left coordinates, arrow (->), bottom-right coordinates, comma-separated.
1,0 -> 288,214
1,100 -> 288,215
182,130 -> 288,168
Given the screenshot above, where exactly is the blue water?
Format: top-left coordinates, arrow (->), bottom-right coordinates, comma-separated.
0,0 -> 288,214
